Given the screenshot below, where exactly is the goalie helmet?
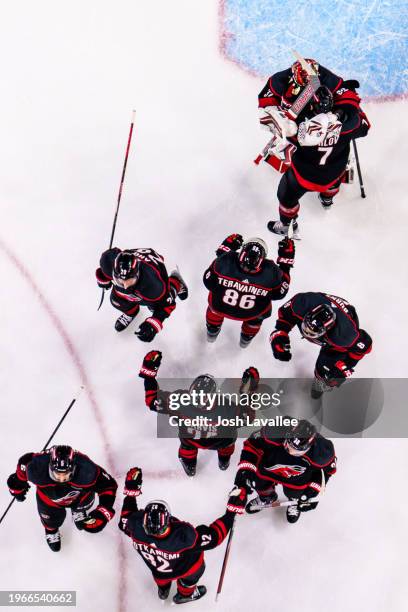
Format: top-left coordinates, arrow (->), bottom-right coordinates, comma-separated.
239,238 -> 268,273
291,58 -> 319,87
301,304 -> 336,340
143,500 -> 171,537
113,251 -> 140,282
311,86 -> 333,115
49,445 -> 76,483
284,420 -> 317,456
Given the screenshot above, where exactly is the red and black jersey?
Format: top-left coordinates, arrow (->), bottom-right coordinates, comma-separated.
235,428 -> 336,495
258,65 -> 370,188
96,248 -> 175,323
142,379 -> 240,450
13,451 -> 117,509
276,292 -> 372,367
203,251 -> 289,321
119,496 -> 233,579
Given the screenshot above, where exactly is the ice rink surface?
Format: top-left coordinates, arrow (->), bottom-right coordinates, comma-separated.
0,1 -> 407,611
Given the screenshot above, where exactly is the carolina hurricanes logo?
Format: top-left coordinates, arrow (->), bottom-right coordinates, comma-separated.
264,464 -> 306,478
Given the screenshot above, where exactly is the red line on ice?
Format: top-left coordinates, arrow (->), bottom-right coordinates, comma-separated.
0,237 -> 127,612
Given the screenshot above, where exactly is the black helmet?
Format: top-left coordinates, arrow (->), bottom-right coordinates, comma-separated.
143,500 -> 171,536
113,251 -> 140,282
284,420 -> 316,456
49,445 -> 75,482
311,86 -> 333,115
238,238 -> 268,273
189,374 -> 217,395
301,304 -> 336,340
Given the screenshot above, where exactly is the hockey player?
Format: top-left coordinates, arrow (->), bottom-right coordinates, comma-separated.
118,466 -> 247,603
203,233 -> 294,347
139,350 -> 260,476
7,445 -> 117,551
257,59 -> 370,234
270,292 -> 372,398
234,419 -> 336,523
96,247 -> 188,339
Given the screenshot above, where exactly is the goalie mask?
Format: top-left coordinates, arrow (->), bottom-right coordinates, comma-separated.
301,304 -> 336,340
291,59 -> 319,87
239,238 -> 268,273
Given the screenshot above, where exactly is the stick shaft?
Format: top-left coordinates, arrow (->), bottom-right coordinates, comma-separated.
215,516 -> 236,601
352,139 -> 366,198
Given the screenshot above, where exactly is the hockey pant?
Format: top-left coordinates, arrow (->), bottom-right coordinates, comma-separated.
206,304 -> 271,339
179,440 -> 235,468
36,492 -> 95,532
278,167 -> 343,224
154,558 -> 205,598
109,274 -> 182,317
254,475 -> 319,510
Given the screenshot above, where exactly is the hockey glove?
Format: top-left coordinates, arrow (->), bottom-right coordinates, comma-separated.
82,506 -> 115,533
240,367 -> 260,393
96,268 -> 112,290
216,233 -> 244,257
234,469 -> 256,494
7,473 -> 30,501
124,467 -> 143,497
270,330 -> 292,361
277,238 -> 295,269
135,318 -> 162,343
298,494 -> 318,513
226,487 -> 248,515
139,351 -> 162,379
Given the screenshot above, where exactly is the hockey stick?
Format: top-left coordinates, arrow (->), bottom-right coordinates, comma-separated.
97,110 -> 136,310
352,139 -> 366,198
215,515 -> 236,601
0,386 -> 85,526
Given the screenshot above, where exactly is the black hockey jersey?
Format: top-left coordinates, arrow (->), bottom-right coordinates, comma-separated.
13,451 -> 117,509
203,251 -> 289,320
119,496 -> 233,579
276,292 -> 372,366
235,427 -> 336,494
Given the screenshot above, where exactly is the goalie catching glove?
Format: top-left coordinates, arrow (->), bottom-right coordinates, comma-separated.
259,106 -> 298,138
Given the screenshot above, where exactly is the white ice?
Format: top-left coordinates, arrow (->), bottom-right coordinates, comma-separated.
0,1 -> 407,611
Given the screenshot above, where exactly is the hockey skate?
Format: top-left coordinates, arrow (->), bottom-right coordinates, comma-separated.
206,325 -> 221,343
267,220 -> 299,239
318,193 -> 333,209
218,456 -> 230,471
45,529 -> 61,552
173,586 -> 207,604
115,313 -> 135,332
286,502 -> 301,524
158,584 -> 171,600
179,458 -> 196,477
239,333 -> 253,349
171,269 -> 189,301
245,491 -> 278,514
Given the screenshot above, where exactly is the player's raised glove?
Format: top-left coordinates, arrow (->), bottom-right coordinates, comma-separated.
82,506 -> 115,533
7,473 -> 30,501
135,318 -> 162,343
277,237 -> 295,269
139,351 -> 162,379
216,233 -> 244,256
96,268 -> 112,290
124,467 -> 143,497
226,487 -> 248,515
270,330 -> 292,361
240,367 -> 260,393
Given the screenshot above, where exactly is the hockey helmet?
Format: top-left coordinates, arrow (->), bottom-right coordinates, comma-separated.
301,304 -> 336,340
284,419 -> 317,456
143,500 -> 171,537
239,238 -> 268,273
49,445 -> 76,483
311,86 -> 333,115
113,251 -> 140,285
189,374 -> 217,409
